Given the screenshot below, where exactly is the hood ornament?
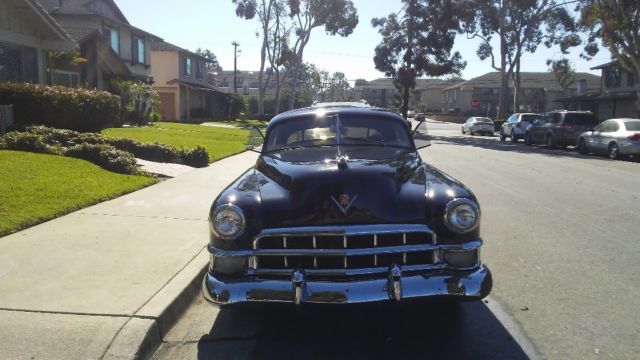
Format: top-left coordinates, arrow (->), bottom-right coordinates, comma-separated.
331,194 -> 357,215
337,155 -> 349,170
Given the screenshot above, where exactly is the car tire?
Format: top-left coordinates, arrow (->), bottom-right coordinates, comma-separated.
546,134 -> 555,149
510,130 -> 517,143
469,129 -> 474,136
499,130 -> 506,142
608,142 -> 619,160
461,127 -> 465,134
578,138 -> 588,155
524,132 -> 532,146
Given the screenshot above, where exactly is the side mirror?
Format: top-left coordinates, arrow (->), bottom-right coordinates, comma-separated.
246,125 -> 265,153
412,118 -> 431,149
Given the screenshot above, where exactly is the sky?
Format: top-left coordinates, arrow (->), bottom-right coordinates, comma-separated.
115,0 -> 612,82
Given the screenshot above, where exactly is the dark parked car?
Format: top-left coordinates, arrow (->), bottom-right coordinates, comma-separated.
524,110 -> 599,148
203,103 -> 492,306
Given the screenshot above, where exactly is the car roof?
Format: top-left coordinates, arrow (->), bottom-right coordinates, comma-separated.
267,103 -> 406,129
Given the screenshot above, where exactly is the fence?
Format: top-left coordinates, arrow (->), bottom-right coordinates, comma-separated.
0,105 -> 13,135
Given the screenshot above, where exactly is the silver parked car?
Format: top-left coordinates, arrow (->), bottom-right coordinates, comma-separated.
461,117 -> 494,136
500,113 -> 542,143
578,118 -> 640,159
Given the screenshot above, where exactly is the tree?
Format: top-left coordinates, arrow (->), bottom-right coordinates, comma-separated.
354,78 -> 367,87
579,0 -> 640,116
286,0 -> 359,110
326,72 -> 351,101
373,0 -> 466,119
547,58 -> 576,95
232,0 -> 279,117
465,0 -> 580,118
195,48 -> 220,72
265,0 -> 294,114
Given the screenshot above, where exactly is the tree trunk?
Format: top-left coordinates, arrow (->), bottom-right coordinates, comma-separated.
497,0 -> 508,120
512,58 -> 521,113
288,59 -> 301,110
258,34 -> 267,116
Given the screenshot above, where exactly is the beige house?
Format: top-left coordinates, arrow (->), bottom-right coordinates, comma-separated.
0,0 -> 75,84
151,40 -> 223,121
39,0 -> 161,89
352,78 -> 464,111
442,72 -> 601,116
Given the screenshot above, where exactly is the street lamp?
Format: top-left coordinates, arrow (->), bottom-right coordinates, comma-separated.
231,41 -> 240,94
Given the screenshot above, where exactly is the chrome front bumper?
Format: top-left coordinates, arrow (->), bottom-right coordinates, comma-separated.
202,265 -> 492,305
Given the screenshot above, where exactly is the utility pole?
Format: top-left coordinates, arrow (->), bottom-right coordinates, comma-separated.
232,41 -> 240,94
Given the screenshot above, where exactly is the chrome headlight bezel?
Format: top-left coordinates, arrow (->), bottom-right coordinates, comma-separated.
211,204 -> 246,240
444,198 -> 480,234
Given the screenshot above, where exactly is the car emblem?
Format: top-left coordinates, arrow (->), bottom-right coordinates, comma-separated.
331,194 -> 357,215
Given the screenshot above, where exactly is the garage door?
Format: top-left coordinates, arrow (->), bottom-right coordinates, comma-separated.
158,93 -> 176,121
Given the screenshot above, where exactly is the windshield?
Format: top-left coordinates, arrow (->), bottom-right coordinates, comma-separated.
521,114 -> 542,122
263,114 -> 412,152
624,120 -> 640,131
475,118 -> 493,123
564,113 -> 598,126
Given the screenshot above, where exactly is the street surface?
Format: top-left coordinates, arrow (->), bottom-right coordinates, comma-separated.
153,121 -> 640,360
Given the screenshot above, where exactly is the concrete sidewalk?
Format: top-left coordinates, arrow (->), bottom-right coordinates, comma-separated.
0,151 -> 258,360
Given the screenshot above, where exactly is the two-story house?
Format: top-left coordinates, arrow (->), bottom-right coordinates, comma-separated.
557,61 -> 638,119
38,0 -> 161,90
0,0 -> 75,84
151,40 -> 223,121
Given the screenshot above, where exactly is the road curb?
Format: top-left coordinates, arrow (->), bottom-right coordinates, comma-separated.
103,248 -> 209,360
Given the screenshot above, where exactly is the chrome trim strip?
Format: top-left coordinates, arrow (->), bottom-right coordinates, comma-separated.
247,263 -> 446,277
255,224 -> 433,238
208,240 -> 482,258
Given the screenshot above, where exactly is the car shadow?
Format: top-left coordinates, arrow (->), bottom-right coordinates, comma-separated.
430,134 -> 639,163
196,300 -> 530,360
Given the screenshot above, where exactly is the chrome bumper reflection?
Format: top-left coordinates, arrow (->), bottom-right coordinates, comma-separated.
202,265 -> 492,305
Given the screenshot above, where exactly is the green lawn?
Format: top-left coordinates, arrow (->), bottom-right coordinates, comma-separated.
0,150 -> 155,237
102,122 -> 251,163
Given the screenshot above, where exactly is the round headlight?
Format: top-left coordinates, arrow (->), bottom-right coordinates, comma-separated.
211,204 -> 246,240
444,198 -> 480,234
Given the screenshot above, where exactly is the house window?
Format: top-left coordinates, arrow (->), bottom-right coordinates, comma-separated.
0,43 -> 38,83
104,27 -> 119,54
132,36 -> 145,64
604,67 -> 622,88
183,57 -> 192,77
196,61 -> 204,80
51,70 -> 79,87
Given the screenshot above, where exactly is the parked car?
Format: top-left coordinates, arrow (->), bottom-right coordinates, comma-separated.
461,117 -> 494,136
203,103 -> 492,306
578,118 -> 640,159
524,110 -> 599,148
500,113 -> 543,143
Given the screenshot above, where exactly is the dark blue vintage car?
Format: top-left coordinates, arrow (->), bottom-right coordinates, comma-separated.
203,103 -> 492,305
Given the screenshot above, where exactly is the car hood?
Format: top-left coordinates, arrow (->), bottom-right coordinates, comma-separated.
253,146 -> 464,229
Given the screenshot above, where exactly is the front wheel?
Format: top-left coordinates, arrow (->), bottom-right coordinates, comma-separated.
608,143 -> 620,160
510,130 -> 517,143
461,127 -> 465,134
500,130 -> 506,142
578,138 -> 588,154
524,132 -> 533,146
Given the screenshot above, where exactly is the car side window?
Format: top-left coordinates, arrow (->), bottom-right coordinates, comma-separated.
552,114 -> 562,124
609,121 -> 620,132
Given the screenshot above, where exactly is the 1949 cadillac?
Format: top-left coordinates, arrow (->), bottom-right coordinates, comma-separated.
203,103 -> 492,305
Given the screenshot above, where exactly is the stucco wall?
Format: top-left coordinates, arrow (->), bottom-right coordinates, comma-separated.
151,51 -> 179,86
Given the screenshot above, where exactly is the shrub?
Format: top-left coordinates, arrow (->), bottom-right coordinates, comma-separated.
0,82 -> 121,132
0,131 -> 63,154
180,146 -> 209,167
108,137 -> 180,163
66,143 -> 139,175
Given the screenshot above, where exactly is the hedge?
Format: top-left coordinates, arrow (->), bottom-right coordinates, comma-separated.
0,126 -> 209,171
0,82 -> 121,132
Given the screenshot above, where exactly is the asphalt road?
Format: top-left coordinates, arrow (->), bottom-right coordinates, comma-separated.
152,121 -> 640,360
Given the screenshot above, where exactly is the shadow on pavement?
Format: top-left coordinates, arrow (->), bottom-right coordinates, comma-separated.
430,134 -> 639,163
197,300 -> 529,360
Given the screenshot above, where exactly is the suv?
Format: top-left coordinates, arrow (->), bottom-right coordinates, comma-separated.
500,113 -> 543,143
524,111 -> 599,148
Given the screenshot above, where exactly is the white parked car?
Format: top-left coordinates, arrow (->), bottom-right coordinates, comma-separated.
578,118 -> 640,159
500,113 -> 543,143
462,117 -> 494,136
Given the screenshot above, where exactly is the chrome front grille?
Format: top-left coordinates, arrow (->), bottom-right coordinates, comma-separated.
249,225 -> 439,275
